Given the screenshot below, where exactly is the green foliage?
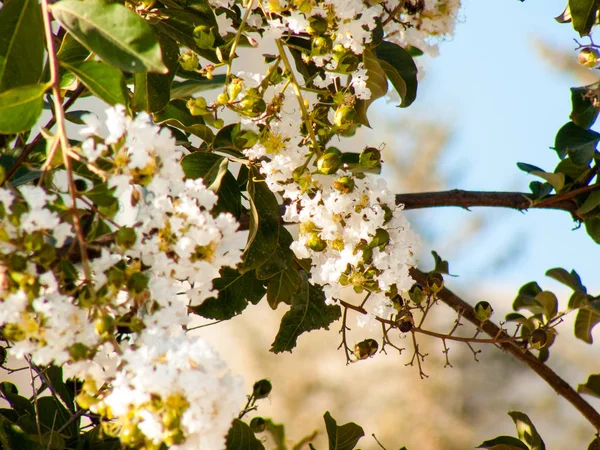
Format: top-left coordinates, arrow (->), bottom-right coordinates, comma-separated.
0,83 -> 48,133
323,412 -> 365,450
568,0 -> 599,36
226,419 -> 266,450
477,411 -> 545,450
578,374 -> 600,398
62,61 -> 128,106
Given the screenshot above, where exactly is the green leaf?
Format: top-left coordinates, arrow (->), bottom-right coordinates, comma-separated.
323,412 -> 364,450
181,152 -> 228,190
256,227 -> 294,280
577,374 -> 600,398
354,49 -> 388,127
226,419 -> 265,450
516,162 -> 543,173
569,0 -> 599,36
578,190 -> 600,215
555,157 -> 590,182
62,61 -> 128,106
170,76 -> 227,99
0,83 -> 48,134
584,216 -> 600,243
265,419 -> 286,450
530,171 -> 565,192
132,33 -> 180,112
554,121 -> 600,160
569,291 -> 589,309
57,32 -> 90,65
570,85 -> 600,128
36,397 -> 71,436
153,99 -> 214,143
0,415 -> 42,450
213,170 -> 243,219
153,9 -> 220,64
476,436 -> 529,450
528,181 -> 553,200
45,366 -> 75,413
375,41 -> 418,107
574,304 -> 600,343
545,267 -> 586,292
267,264 -> 302,309
190,267 -> 266,320
51,0 -> 168,73
534,291 -> 558,321
431,250 -> 454,275
508,411 -> 545,450
0,383 -> 35,418
513,282 -> 544,315
271,273 -> 341,353
0,0 -> 45,91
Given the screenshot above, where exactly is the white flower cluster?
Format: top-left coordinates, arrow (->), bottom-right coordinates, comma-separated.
0,107 -> 245,449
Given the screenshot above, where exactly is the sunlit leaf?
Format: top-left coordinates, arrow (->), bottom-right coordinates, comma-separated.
226,419 -> 265,450
569,0 -> 599,36
508,411 -> 545,450
574,304 -> 600,343
323,411 -> 364,450
577,373 -> 600,398
62,61 -> 128,106
0,83 -> 48,134
375,41 -> 418,107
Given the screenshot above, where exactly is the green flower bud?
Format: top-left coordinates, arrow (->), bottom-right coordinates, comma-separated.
193,25 -> 216,50
213,118 -> 225,129
306,232 -> 327,252
474,301 -> 493,322
75,392 -> 97,410
334,105 -> 356,128
307,16 -> 328,35
578,47 -> 600,68
115,227 -> 137,249
250,417 -> 267,433
127,272 -> 149,294
333,176 -> 355,193
359,147 -> 381,169
317,151 -> 343,175
227,80 -> 243,102
94,315 -> 116,336
426,272 -> 444,294
529,328 -> 548,350
353,338 -> 379,360
408,283 -> 424,304
312,36 -> 332,56
187,97 -> 210,116
252,379 -> 272,399
179,51 -> 199,72
217,93 -> 229,105
69,343 -> 90,361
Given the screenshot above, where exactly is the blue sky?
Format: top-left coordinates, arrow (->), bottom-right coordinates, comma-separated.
381,0 -> 600,290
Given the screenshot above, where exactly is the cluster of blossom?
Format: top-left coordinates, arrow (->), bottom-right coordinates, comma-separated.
0,107 -> 245,448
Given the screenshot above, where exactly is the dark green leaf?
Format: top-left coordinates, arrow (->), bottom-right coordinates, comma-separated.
516,162 -> 543,173
0,415 -> 42,450
555,158 -> 591,181
554,121 -> 600,160
52,0 -> 168,73
45,366 -> 75,413
153,99 -> 214,143
132,33 -> 179,112
574,304 -> 600,343
375,41 -> 418,107
577,374 -> 600,398
271,273 -> 341,353
323,412 -> 364,450
528,181 -> 553,199
534,291 -> 558,321
508,411 -> 545,450
570,85 -> 600,128
513,282 -> 544,315
190,267 -> 266,320
256,227 -> 294,280
0,383 -> 35,418
170,76 -> 227,99
0,83 -> 48,134
181,152 -> 228,190
354,49 -> 388,127
62,61 -> 128,106
578,190 -> 600,215
213,170 -> 243,219
476,436 -> 529,450
36,397 -> 71,436
267,264 -> 302,309
545,268 -> 586,292
584,216 -> 600,243
265,419 -> 286,450
569,291 -> 589,309
57,32 -> 90,65
226,419 -> 265,450
569,0 -> 599,36
0,0 -> 45,91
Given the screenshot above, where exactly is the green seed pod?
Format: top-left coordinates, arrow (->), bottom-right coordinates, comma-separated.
216,93 -> 229,105
307,16 -> 328,35
306,232 -> 327,252
179,51 -> 199,72
250,417 -> 267,433
115,227 -> 137,249
193,25 -> 216,50
312,35 -> 332,56
408,283 -> 424,304
474,301 -> 493,322
578,47 -> 600,68
227,80 -> 243,102
529,328 -> 549,350
187,97 -> 210,116
317,151 -> 343,175
94,315 -> 116,336
69,343 -> 90,361
426,272 -> 444,294
334,105 -> 357,128
252,379 -> 272,399
333,176 -> 355,193
353,338 -> 379,360
359,147 -> 382,169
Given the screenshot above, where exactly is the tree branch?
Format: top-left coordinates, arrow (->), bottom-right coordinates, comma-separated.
396,190 -> 581,218
409,267 -> 600,432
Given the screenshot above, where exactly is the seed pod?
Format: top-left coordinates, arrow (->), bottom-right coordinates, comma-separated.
193,25 -> 215,50
250,417 -> 267,433
317,151 -> 343,175
334,105 -> 357,128
306,232 -> 327,252
252,379 -> 272,399
94,315 -> 116,336
333,176 -> 355,193
474,301 -> 493,322
116,227 -> 137,249
408,283 -> 424,304
179,51 -> 199,71
578,47 -> 600,68
426,272 -> 444,294
69,343 -> 90,361
353,338 -> 379,360
307,16 -> 328,35
398,317 -> 413,333
529,328 -> 548,350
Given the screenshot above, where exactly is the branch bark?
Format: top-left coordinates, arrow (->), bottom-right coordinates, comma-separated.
409,267 -> 600,432
396,190 -> 580,217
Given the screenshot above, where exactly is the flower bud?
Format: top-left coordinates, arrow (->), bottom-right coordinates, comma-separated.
69,343 -> 90,361
252,379 -> 272,399
317,149 -> 342,174
474,301 -> 493,322
250,417 -> 267,433
307,16 -> 328,35
227,79 -> 243,102
408,283 -> 424,304
333,176 -> 355,193
179,51 -> 199,72
75,392 -> 97,410
213,118 -> 225,129
334,105 -> 356,128
115,227 -> 137,249
306,232 -> 327,252
94,315 -> 116,336
578,47 -> 600,68
216,93 -> 229,105
426,272 -> 444,294
312,36 -> 332,55
353,338 -> 379,360
187,97 -> 209,116
529,328 -> 548,350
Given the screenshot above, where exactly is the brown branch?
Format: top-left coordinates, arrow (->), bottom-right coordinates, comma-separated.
409,267 -> 600,432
